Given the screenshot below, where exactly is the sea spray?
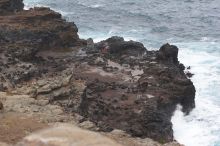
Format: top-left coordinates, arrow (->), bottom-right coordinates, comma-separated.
172,44 -> 220,146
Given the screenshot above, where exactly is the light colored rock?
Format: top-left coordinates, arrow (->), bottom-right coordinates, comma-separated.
0,142 -> 10,146
110,129 -> 129,137
0,112 -> 47,144
34,99 -> 49,106
146,94 -> 155,99
0,92 -> 74,123
16,124 -> 123,146
79,120 -> 98,130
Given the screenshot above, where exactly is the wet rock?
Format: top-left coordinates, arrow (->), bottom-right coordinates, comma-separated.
179,63 -> 185,71
186,72 -> 194,78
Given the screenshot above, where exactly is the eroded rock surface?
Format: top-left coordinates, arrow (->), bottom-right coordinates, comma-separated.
0,6 -> 85,90
78,38 -> 195,142
0,0 -> 24,15
0,101 -> 3,110
0,1 -> 195,145
0,112 -> 47,144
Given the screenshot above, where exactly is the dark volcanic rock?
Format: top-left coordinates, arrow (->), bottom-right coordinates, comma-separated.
157,43 -> 179,64
95,36 -> 146,57
79,81 -> 174,142
0,1 -> 196,144
79,42 -> 196,142
0,6 -> 84,88
0,0 -> 24,14
0,7 -> 81,51
0,101 -> 3,110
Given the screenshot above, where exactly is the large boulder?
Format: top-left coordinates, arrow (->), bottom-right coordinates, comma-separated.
157,43 -> 179,64
95,36 -> 146,57
0,101 -> 3,110
0,0 -> 24,14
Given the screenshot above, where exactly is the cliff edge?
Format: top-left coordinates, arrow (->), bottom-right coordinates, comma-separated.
0,0 -> 195,145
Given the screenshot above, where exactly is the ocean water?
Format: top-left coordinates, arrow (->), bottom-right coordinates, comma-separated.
24,0 -> 220,145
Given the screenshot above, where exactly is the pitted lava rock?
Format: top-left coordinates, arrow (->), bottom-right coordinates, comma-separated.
79,39 -> 195,142
0,0 -> 196,144
0,0 -> 24,14
95,36 -> 146,57
157,43 -> 179,64
0,6 -> 85,87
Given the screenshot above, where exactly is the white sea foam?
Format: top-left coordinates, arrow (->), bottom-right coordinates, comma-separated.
24,0 -> 74,17
171,42 -> 220,146
24,3 -> 44,10
90,4 -> 103,8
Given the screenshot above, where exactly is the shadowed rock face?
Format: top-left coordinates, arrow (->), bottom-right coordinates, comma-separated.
0,101 -> 3,110
79,38 -> 195,142
0,0 -> 24,14
157,43 -> 179,64
0,1 -> 195,145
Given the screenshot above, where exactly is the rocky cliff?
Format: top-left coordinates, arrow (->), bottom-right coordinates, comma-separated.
0,0 -> 23,14
0,0 -> 195,145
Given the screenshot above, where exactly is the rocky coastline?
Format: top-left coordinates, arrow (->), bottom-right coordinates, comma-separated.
0,0 -> 195,146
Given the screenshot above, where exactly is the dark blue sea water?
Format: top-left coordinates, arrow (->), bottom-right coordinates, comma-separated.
24,0 -> 220,145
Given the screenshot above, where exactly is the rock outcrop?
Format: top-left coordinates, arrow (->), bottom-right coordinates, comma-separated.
0,0 -> 195,145
0,0 -> 24,14
157,43 -> 179,64
78,37 -> 195,142
0,6 -> 85,89
0,101 -> 3,110
95,36 -> 146,57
